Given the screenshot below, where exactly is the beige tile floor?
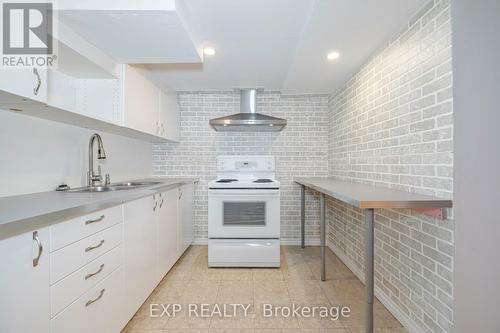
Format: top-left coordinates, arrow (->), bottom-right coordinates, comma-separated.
122,246 -> 408,333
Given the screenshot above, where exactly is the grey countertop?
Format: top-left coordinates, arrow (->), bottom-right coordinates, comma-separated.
295,177 -> 453,209
0,177 -> 198,240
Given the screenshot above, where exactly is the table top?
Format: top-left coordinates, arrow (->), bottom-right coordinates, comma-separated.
295,177 -> 452,209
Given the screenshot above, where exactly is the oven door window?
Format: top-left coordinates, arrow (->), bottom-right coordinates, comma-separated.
223,201 -> 266,226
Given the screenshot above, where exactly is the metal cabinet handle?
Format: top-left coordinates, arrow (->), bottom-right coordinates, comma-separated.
85,215 -> 105,225
85,289 -> 105,307
179,190 -> 183,200
33,231 -> 43,267
85,264 -> 104,280
85,240 -> 105,252
153,194 -> 158,211
33,68 -> 41,95
158,193 -> 163,208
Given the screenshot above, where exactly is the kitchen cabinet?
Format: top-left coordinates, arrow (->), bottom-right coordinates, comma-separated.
178,183 -> 194,255
47,69 -> 121,125
159,88 -> 180,141
122,64 -> 180,141
122,64 -> 161,136
44,34 -> 122,125
0,67 -> 48,104
1,18 -> 181,143
156,189 -> 179,282
123,195 -> 158,319
51,267 -> 125,333
0,228 -> 50,333
1,64 -> 180,144
0,182 -> 194,333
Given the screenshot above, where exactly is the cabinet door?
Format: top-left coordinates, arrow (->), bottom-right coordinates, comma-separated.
122,65 -> 160,136
0,228 -> 50,333
178,184 -> 194,255
159,89 -> 180,141
156,189 -> 179,282
123,195 -> 157,319
0,67 -> 48,104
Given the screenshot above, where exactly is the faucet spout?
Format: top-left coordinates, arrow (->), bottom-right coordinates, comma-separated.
88,134 -> 106,187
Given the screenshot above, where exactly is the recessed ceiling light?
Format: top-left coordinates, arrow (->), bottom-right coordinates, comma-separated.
203,47 -> 216,56
327,51 -> 340,61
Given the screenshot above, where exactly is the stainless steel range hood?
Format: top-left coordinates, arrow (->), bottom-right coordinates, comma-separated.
209,89 -> 287,131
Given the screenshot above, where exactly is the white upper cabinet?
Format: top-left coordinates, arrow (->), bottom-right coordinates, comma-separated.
0,228 -> 50,333
0,10 -> 182,143
159,88 -> 180,141
122,64 -> 180,142
45,22 -> 122,125
122,65 -> 161,136
0,67 -> 48,104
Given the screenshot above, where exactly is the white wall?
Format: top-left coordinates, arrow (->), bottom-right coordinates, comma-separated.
452,0 -> 500,332
0,110 -> 153,197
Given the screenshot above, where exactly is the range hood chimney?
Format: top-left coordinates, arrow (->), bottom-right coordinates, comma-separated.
209,89 -> 287,132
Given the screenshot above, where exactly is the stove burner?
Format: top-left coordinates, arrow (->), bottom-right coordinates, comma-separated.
253,179 -> 274,183
216,179 -> 238,183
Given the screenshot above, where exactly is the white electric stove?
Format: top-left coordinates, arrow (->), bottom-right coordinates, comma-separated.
208,156 -> 280,267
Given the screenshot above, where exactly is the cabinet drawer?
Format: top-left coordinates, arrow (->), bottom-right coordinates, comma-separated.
51,267 -> 125,333
50,205 -> 123,252
51,223 -> 123,284
51,244 -> 123,317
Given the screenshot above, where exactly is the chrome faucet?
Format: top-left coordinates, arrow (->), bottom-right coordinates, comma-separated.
87,133 -> 107,187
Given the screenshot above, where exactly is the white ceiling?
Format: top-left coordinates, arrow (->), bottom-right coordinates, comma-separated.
59,10 -> 202,64
148,0 -> 428,94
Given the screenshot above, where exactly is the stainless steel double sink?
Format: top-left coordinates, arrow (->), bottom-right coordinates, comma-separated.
66,181 -> 161,193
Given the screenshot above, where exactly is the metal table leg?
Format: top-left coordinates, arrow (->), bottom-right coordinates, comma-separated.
320,193 -> 326,281
301,185 -> 305,248
364,208 -> 375,333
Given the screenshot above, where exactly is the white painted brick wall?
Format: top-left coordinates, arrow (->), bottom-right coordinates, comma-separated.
327,0 -> 453,332
153,91 -> 329,242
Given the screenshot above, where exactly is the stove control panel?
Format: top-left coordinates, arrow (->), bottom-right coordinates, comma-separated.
217,156 -> 275,172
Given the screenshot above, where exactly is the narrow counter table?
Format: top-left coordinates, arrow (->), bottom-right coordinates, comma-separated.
295,177 -> 452,333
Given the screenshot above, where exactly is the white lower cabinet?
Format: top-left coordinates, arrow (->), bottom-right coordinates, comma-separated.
50,244 -> 124,317
48,208 -> 125,333
50,223 -> 123,284
178,183 -> 194,255
51,266 -> 125,333
0,228 -> 50,333
123,195 -> 158,319
0,184 -> 194,333
156,189 -> 179,282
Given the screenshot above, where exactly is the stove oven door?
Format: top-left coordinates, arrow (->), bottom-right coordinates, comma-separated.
208,189 -> 280,238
